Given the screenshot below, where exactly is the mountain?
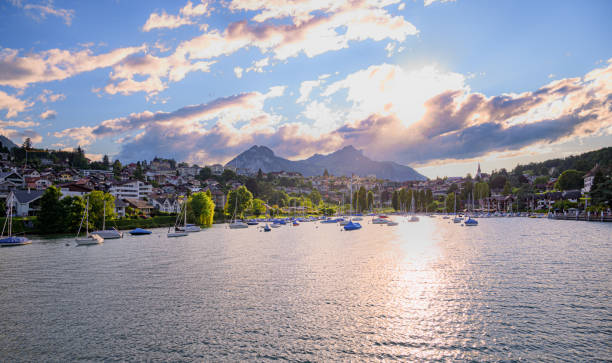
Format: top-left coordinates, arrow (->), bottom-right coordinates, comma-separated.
226,145 -> 427,181
0,135 -> 17,150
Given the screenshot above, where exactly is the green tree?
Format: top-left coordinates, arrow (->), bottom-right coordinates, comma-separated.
309,189 -> 322,206
392,190 -> 400,211
22,137 -> 32,150
221,169 -> 237,182
366,190 -> 374,210
555,169 -> 585,190
36,186 -> 64,233
357,186 -> 367,212
445,192 -> 456,213
250,198 -> 266,217
323,169 -> 329,177
102,154 -> 110,169
256,168 -> 264,181
502,181 -> 512,196
198,166 -> 212,180
113,160 -> 122,177
134,162 -> 144,181
225,186 -> 253,218
448,183 -> 459,194
61,196 -> 86,233
88,191 -> 116,229
188,192 -> 215,226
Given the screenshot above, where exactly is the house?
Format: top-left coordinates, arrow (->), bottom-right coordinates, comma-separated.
0,170 -> 24,187
124,198 -> 154,215
582,163 -> 599,194
109,180 -> 153,200
210,189 -> 226,210
59,183 -> 93,199
9,189 -> 45,216
151,197 -> 180,213
114,198 -> 128,218
210,164 -> 224,176
34,179 -> 52,190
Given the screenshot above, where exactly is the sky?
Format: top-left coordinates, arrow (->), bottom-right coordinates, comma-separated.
0,0 -> 610,179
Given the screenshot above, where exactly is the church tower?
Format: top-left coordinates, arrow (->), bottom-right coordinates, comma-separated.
476,162 -> 481,179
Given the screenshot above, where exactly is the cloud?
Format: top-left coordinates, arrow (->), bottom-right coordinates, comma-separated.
179,0 -> 418,61
297,79 -> 323,103
0,90 -> 32,118
14,0 -> 75,26
36,89 -> 65,103
424,0 -> 455,6
40,109 -> 57,119
53,59 -> 612,167
0,120 -> 40,128
0,45 -> 145,88
142,1 -> 210,31
0,128 -> 42,145
234,67 -> 244,78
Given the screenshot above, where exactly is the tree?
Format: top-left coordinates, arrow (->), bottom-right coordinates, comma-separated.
36,186 -> 64,233
489,175 -> 507,190
392,190 -> 400,211
102,154 -> 110,169
357,186 -> 367,212
250,198 -> 266,217
502,181 -> 512,196
591,171 -> 611,207
352,190 -> 358,211
22,137 -> 32,150
445,192 -> 456,213
221,169 -> 237,182
188,192 -> 215,226
448,183 -> 459,194
88,191 -> 116,229
367,190 -> 374,210
225,186 -> 253,218
309,189 -> 322,206
113,160 -> 122,177
245,178 -> 259,197
134,162 -> 144,181
323,169 -> 329,177
474,182 -> 490,200
61,196 -> 86,233
198,166 -> 212,181
555,169 -> 585,190
256,168 -> 264,181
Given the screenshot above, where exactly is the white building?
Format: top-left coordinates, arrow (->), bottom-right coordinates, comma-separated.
59,183 -> 93,199
109,180 -> 153,200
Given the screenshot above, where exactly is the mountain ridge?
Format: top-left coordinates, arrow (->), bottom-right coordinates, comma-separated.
226,145 -> 427,181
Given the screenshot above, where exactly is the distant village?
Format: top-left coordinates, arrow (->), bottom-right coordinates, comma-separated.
1,139 -> 607,219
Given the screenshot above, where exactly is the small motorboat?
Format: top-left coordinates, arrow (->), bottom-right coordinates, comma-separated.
262,224 -> 271,232
246,221 -> 259,225
343,221 -> 362,231
464,217 -> 478,226
270,223 -> 282,228
129,228 -> 152,235
292,221 -> 300,226
229,221 -> 249,229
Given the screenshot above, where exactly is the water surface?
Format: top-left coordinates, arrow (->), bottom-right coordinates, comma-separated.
1,217 -> 610,361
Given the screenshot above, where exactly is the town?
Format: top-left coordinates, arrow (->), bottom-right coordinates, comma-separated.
1,137 -> 610,234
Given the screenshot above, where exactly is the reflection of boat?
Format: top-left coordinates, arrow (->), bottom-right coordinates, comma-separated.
92,201 -> 123,239
0,194 -> 31,247
386,220 -> 399,226
343,221 -> 362,231
76,197 -> 104,245
129,228 -> 152,235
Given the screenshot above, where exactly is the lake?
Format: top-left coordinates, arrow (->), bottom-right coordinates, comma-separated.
1,217 -> 611,361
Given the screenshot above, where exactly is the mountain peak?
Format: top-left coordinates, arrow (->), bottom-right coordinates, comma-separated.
245,145 -> 275,156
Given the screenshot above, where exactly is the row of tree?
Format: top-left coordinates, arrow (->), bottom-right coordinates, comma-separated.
391,188 -> 435,212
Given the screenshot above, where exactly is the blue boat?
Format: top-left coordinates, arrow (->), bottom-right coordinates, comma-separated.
246,221 -> 259,225
262,224 -> 271,232
129,228 -> 152,235
320,219 -> 338,224
343,221 -> 362,231
0,236 -> 31,247
464,217 -> 478,226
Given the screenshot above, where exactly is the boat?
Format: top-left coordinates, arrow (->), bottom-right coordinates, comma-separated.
270,223 -> 282,228
168,199 -> 188,238
92,200 -> 122,239
0,194 -> 31,247
372,217 -> 388,224
228,171 -> 248,229
292,221 -> 300,226
464,217 -> 478,226
262,224 -> 271,232
76,196 -> 104,245
386,220 -> 399,226
129,228 -> 152,235
452,193 -> 462,223
343,221 -> 362,231
246,221 -> 259,225
229,221 -> 249,229
408,194 -> 419,222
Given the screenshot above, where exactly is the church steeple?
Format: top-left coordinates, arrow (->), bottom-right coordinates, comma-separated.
476,162 -> 481,179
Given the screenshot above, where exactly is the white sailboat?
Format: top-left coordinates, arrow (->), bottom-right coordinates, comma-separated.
92,200 -> 122,239
408,194 -> 419,222
0,194 -> 31,247
76,196 -> 103,245
168,199 -> 189,237
453,193 -> 462,223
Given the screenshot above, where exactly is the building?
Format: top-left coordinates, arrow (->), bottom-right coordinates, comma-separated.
124,198 -> 154,215
9,189 -> 45,216
151,197 -> 180,213
59,183 -> 93,199
210,164 -> 224,176
109,180 -> 153,200
114,199 -> 128,218
582,163 -> 599,194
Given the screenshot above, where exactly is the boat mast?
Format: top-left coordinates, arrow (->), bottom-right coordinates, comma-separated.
102,200 -> 106,230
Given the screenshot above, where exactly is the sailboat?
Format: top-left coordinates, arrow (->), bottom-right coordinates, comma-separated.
464,193 -> 478,226
0,194 -> 31,247
168,199 -> 188,238
92,200 -> 122,239
76,196 -> 104,245
453,193 -> 462,223
228,189 -> 248,229
343,180 -> 361,230
408,194 -> 419,222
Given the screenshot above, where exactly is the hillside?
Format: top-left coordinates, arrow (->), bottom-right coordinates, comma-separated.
513,147 -> 612,176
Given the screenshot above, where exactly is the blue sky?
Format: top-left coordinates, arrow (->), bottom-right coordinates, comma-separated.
0,0 -> 610,178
